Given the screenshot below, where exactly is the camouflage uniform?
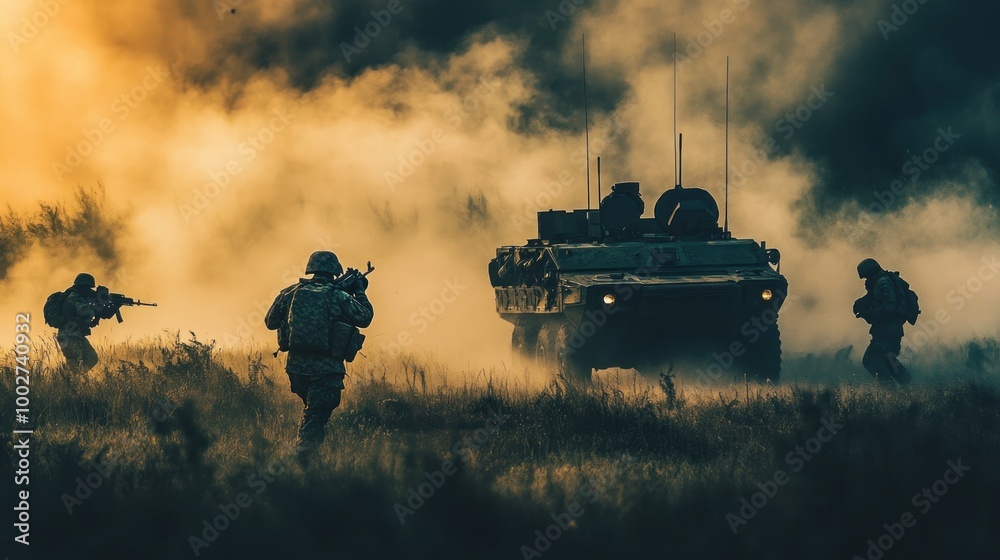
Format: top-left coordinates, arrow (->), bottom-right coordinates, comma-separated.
56,279 -> 102,374
265,252 -> 373,456
855,260 -> 911,386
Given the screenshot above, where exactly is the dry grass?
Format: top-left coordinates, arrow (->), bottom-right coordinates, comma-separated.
2,333 -> 998,559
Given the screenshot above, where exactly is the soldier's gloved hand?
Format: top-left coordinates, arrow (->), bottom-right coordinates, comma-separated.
353,274 -> 369,292
852,297 -> 866,317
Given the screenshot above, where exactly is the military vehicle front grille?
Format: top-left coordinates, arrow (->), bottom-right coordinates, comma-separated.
639,284 -> 742,315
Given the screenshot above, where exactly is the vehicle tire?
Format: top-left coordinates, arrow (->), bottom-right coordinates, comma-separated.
512,323 -> 537,358
537,322 -> 592,383
742,320 -> 781,383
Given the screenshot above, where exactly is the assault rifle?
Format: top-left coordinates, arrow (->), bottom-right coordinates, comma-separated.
333,261 -> 375,293
95,285 -> 158,323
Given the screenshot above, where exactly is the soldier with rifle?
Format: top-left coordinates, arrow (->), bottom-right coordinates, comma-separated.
44,272 -> 157,374
265,251 -> 374,463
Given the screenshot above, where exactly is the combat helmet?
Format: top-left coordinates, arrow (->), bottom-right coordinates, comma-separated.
857,258 -> 882,279
305,251 -> 343,276
74,272 -> 96,288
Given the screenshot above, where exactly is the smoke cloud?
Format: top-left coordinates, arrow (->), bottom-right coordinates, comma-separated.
1,0 -> 996,374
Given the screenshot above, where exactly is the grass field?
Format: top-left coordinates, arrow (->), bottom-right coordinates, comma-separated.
2,333 -> 999,559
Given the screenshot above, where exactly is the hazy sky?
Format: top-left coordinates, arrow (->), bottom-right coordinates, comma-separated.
2,0 -> 997,367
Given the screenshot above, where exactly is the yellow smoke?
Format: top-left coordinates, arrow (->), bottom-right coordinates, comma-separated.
1,0 -> 996,374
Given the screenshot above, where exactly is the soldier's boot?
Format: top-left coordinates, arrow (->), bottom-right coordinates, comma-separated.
873,372 -> 896,388
295,416 -> 326,466
863,341 -> 905,387
888,358 -> 912,386
297,407 -> 339,466
862,350 -> 885,384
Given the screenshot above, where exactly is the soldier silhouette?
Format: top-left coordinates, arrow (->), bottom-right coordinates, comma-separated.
52,273 -> 108,373
265,251 -> 374,462
853,258 -> 912,386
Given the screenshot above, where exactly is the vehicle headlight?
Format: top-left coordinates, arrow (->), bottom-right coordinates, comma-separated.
603,293 -> 616,305
761,289 -> 773,302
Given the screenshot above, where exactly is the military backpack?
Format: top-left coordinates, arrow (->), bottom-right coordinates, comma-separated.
284,281 -> 365,360
888,271 -> 920,325
43,290 -> 69,328
286,283 -> 335,353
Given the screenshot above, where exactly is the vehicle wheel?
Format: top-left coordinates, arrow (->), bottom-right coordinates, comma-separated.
742,320 -> 781,383
537,322 -> 592,383
512,323 -> 537,358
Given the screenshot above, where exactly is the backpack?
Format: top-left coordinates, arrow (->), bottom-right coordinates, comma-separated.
43,291 -> 68,328
888,271 -> 920,325
286,282 -> 335,353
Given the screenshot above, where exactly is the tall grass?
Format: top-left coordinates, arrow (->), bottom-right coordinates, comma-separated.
1,334 -> 997,559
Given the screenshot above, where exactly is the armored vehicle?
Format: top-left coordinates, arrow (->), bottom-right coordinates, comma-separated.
489,181 -> 787,382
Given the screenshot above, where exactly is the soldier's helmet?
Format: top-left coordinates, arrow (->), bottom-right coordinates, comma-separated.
857,258 -> 882,279
74,272 -> 96,288
305,251 -> 344,276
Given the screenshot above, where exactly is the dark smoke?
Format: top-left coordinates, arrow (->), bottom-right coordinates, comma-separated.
775,0 -> 1000,226
173,0 -> 627,132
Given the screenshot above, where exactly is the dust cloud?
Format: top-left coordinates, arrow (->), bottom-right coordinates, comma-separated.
1,0 -> 996,375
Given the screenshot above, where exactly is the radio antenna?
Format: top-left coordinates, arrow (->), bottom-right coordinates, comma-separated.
597,156 -> 602,204
724,56 -> 730,234
597,156 -> 603,239
583,33 -> 592,210
673,32 -> 678,187
678,132 -> 683,187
